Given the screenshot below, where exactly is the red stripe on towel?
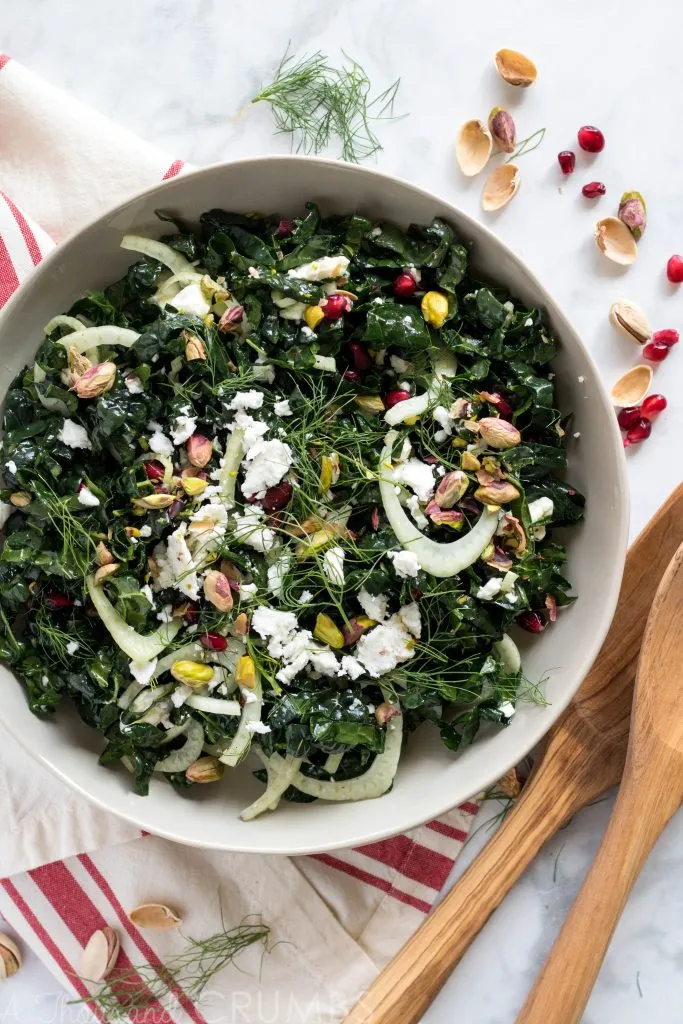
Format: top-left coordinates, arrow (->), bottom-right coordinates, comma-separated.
312,853 -> 431,914
162,159 -> 185,180
426,819 -> 469,843
356,836 -> 455,892
0,235 -> 20,307
1,192 -> 43,265
0,55 -> 11,72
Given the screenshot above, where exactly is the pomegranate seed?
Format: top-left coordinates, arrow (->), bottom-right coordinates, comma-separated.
184,605 -> 199,624
557,150 -> 576,175
623,418 -> 652,446
168,499 -> 185,519
44,592 -> 74,611
393,273 -> 417,299
322,294 -> 351,321
643,342 -> 669,362
262,481 -> 293,513
384,389 -> 411,408
641,393 -> 667,418
144,460 -> 165,482
348,342 -> 373,372
343,369 -> 361,384
276,218 -> 294,238
371,507 -> 380,531
577,126 -> 605,153
652,329 -> 679,347
423,455 -> 438,465
582,181 -> 606,198
666,255 -> 683,283
617,406 -> 642,430
483,391 -> 514,418
199,632 -> 228,652
517,610 -> 546,633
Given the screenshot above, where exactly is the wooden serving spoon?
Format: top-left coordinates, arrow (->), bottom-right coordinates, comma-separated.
517,540 -> 683,1023
343,485 -> 683,1024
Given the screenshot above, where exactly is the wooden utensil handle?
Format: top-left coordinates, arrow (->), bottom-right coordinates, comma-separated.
343,764 -> 587,1024
516,770 -> 680,1024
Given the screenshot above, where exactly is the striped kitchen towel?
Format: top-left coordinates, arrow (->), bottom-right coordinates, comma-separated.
0,55 -> 479,1022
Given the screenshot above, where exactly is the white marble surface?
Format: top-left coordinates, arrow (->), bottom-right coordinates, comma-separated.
1,0 -> 683,1020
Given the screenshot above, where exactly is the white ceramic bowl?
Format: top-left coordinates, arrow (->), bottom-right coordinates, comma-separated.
0,157 -> 628,855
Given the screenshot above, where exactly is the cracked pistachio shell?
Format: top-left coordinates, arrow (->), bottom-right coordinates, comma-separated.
495,48 -> 537,87
610,365 -> 653,407
0,934 -> 21,982
608,301 -> 651,344
481,164 -> 520,212
128,903 -> 182,931
595,217 -> 638,266
80,927 -> 120,983
456,119 -> 493,176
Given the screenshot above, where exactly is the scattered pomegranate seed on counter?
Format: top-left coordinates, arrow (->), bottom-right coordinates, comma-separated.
577,126 -> 605,152
617,406 -> 643,430
321,294 -> 351,320
623,418 -> 652,447
199,632 -> 228,652
557,150 -> 576,174
666,255 -> 683,283
384,389 -> 411,408
643,341 -> 670,362
652,329 -> 679,347
582,181 -> 606,198
393,272 -> 417,299
144,460 -> 165,481
641,394 -> 667,417
517,611 -> 546,633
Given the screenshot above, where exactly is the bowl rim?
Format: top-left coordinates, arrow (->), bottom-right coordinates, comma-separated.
0,154 -> 629,853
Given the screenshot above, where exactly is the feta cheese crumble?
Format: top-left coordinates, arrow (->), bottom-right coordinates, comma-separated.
148,430 -> 174,457
392,458 -> 435,503
233,505 -> 278,553
5,460 -> 17,475
476,578 -> 503,601
387,550 -> 421,579
77,485 -> 100,507
267,554 -> 291,598
273,399 -> 292,416
65,640 -> 80,656
125,375 -> 144,394
229,390 -> 264,412
241,438 -> 293,499
355,615 -> 417,678
171,282 -> 211,317
58,419 -> 91,450
171,414 -> 197,445
357,588 -> 389,622
287,255 -> 350,282
129,658 -> 158,686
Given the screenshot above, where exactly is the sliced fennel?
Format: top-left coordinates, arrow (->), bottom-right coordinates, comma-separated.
219,677 -> 264,768
240,753 -> 303,821
185,694 -> 241,716
218,429 -> 245,506
86,576 -> 181,661
155,719 -> 205,773
268,713 -> 404,802
56,325 -> 140,355
379,434 -> 500,578
313,355 -> 336,372
493,634 -> 522,675
154,271 -> 205,307
120,234 -> 194,276
129,682 -> 174,715
323,751 -> 344,775
384,380 -> 442,426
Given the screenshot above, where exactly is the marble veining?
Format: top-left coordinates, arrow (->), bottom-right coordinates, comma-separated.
2,0 -> 683,1020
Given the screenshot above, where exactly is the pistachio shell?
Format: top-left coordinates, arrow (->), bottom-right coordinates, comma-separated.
481,164 -> 520,212
595,217 -> 638,266
456,119 -> 493,176
608,300 -> 651,344
494,48 -> 537,88
128,903 -> 182,931
610,365 -> 653,407
80,927 -> 120,983
0,934 -> 21,982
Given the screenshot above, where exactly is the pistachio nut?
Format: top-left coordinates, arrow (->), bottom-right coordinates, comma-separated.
488,106 -> 516,154
0,934 -> 21,982
478,417 -> 521,450
342,615 -> 376,646
494,48 -> 537,88
80,927 -> 119,983
319,452 -> 341,492
232,612 -> 249,636
354,394 -> 385,414
96,541 -> 115,566
186,433 -> 213,468
434,470 -> 469,508
295,526 -> 337,558
313,612 -> 345,649
203,570 -> 234,613
9,491 -> 31,507
455,119 -> 493,177
474,480 -> 521,504
496,512 -> 528,554
127,904 -> 182,931
461,451 -> 481,471
68,345 -> 93,377
218,305 -> 245,333
618,191 -> 646,240
170,659 -> 215,688
483,545 -> 514,570
375,702 -> 401,726
608,300 -> 651,344
428,507 -> 464,529
132,493 -> 175,511
186,756 -> 224,784
304,304 -> 325,330
94,562 -> 120,585
496,767 -> 522,799
72,361 -> 117,399
183,331 -> 206,361
421,290 -> 449,329
181,476 -> 208,497
235,655 -> 257,689
220,560 -> 242,583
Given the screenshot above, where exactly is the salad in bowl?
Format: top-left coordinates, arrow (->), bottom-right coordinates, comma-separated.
0,202 -> 583,821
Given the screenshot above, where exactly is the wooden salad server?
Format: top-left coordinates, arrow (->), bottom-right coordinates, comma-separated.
517,540 -> 683,1023
343,484 -> 683,1024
